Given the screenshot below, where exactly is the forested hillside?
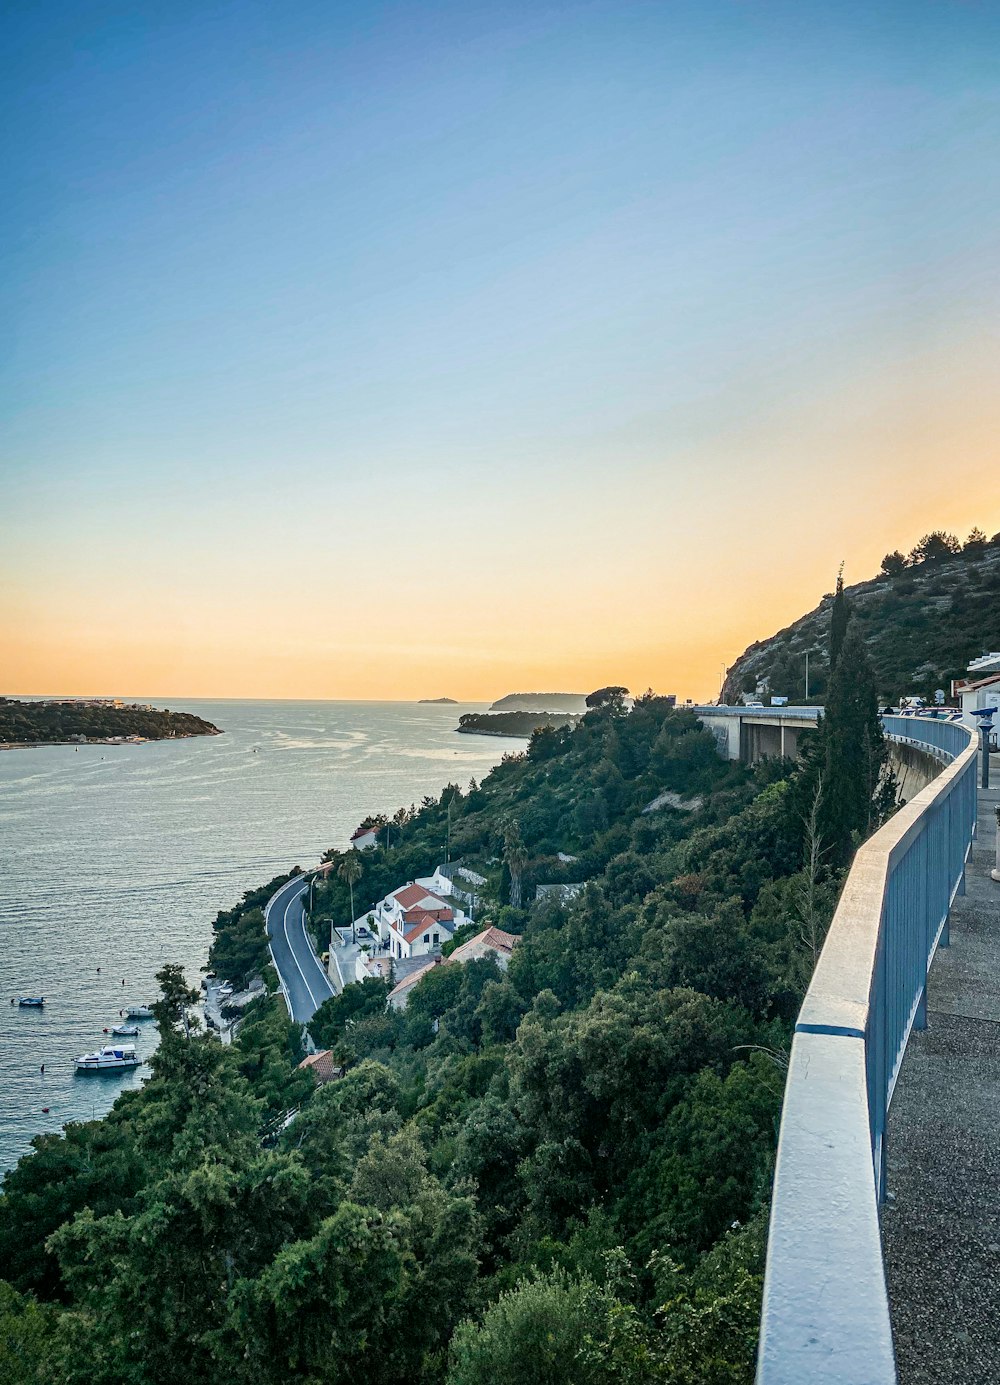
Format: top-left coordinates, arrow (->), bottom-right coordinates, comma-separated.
723,528 -> 1000,704
0,674 -> 887,1383
0,698 -> 220,745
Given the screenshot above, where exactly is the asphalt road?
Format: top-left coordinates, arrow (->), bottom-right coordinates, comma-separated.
265,876 -> 335,1024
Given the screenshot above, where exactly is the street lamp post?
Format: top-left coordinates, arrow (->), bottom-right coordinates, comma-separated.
974,708 -> 996,790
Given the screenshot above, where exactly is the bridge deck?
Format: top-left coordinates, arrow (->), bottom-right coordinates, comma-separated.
882,756 -> 1000,1384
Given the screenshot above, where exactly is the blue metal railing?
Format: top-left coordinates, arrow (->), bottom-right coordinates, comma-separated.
757,716 -> 979,1384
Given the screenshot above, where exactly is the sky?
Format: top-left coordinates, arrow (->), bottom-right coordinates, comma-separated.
2,0 -> 999,702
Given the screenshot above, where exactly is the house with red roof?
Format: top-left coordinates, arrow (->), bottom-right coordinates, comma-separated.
951,655 -> 1000,729
350,823 -> 380,851
374,880 -> 466,960
446,926 -> 518,968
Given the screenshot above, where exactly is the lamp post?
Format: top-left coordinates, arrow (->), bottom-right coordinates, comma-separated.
973,707 -> 996,790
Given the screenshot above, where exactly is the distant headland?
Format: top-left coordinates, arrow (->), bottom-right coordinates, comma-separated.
417,697 -> 458,704
0,697 -> 222,748
489,691 -> 588,712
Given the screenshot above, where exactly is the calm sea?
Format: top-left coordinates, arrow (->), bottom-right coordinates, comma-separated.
0,700 -> 523,1173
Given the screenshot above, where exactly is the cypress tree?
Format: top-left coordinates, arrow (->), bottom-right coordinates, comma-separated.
829,563 -> 851,671
819,621 -> 894,863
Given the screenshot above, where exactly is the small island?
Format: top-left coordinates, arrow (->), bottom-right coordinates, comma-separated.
417,697 -> 458,704
457,710 -> 580,737
0,697 -> 222,748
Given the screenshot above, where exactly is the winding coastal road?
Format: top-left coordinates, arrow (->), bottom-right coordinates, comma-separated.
265,876 -> 335,1024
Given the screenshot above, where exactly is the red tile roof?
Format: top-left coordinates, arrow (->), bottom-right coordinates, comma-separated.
448,926 -> 519,963
392,882 -> 448,910
959,673 -> 1000,693
297,1050 -> 342,1083
387,959 -> 438,1001
403,910 -> 454,943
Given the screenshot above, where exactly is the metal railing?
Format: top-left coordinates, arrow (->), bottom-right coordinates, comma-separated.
757,715 -> 979,1384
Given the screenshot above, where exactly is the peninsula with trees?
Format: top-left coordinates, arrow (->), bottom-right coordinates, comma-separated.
456,710 -> 580,737
0,697 -> 221,748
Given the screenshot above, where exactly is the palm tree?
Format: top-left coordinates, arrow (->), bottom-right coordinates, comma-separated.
339,852 -> 363,944
503,819 -> 528,911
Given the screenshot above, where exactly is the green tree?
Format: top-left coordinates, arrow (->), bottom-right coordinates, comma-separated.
207,906 -> 269,988
819,622 -> 895,863
339,851 -> 363,942
151,962 -> 200,1041
0,1281 -> 58,1384
909,530 -> 960,563
308,976 -> 390,1050
829,564 -> 851,671
503,819 -> 529,911
879,550 -> 908,578
447,1270 -> 612,1385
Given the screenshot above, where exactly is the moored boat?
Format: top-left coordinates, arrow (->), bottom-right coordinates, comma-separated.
125,1005 -> 153,1019
17,996 -> 44,1008
110,1023 -> 140,1036
75,1044 -> 141,1072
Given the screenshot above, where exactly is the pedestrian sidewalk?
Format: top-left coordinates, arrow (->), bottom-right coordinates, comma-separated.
882,755 -> 1000,1384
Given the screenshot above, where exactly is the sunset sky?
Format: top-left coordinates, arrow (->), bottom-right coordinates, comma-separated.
3,1 -> 999,702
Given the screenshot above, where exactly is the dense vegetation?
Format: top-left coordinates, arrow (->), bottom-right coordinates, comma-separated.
0,629 -> 891,1383
457,710 -> 579,737
723,527 -> 1000,704
0,698 -> 220,745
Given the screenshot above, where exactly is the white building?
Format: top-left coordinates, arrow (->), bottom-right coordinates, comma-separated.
374,881 -> 465,960
349,824 -> 380,851
951,655 -> 1000,729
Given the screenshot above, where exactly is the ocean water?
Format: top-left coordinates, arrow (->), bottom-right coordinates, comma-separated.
0,700 -> 523,1173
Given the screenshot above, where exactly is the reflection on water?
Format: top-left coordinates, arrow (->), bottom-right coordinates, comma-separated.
0,700 -> 522,1172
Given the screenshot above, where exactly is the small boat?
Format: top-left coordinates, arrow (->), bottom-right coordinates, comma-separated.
17,996 -> 45,1008
75,1044 -> 141,1072
125,1005 -> 154,1019
110,1023 -> 140,1037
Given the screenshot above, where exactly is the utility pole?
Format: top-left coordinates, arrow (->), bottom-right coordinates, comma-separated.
804,651 -> 810,703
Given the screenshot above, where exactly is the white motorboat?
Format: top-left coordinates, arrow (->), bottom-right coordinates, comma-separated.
16,996 -> 45,1008
110,1023 -> 140,1037
75,1044 -> 141,1072
125,1005 -> 153,1019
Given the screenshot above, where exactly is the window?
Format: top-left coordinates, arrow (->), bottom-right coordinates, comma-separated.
423,934 -> 429,943
433,932 -> 440,944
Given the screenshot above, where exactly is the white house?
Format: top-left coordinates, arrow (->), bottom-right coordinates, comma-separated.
951,655 -> 1000,730
350,824 -> 380,851
374,881 -> 465,960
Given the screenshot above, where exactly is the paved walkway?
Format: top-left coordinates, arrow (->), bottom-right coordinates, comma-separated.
882,756 -> 1000,1384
